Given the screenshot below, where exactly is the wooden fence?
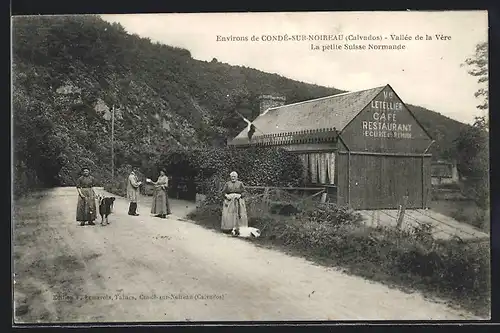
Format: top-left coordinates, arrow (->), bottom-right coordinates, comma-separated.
243,186 -> 328,215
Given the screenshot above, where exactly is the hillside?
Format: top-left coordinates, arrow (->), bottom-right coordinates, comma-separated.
408,105 -> 469,160
12,15 -> 470,196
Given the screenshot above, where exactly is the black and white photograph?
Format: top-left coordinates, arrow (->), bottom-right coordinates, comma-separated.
11,11 -> 490,323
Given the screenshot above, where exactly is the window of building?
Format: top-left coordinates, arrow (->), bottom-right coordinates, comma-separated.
431,163 -> 453,178
297,152 -> 335,184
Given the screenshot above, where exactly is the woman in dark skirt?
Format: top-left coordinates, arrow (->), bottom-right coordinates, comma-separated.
76,167 -> 97,226
150,170 -> 171,218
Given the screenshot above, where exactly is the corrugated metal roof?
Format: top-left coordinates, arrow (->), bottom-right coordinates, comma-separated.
231,85 -> 386,144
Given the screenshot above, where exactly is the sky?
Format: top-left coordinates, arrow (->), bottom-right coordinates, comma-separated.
101,11 -> 488,125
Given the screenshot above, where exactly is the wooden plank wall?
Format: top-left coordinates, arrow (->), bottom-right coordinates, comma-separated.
336,153 -> 431,210
336,153 -> 349,207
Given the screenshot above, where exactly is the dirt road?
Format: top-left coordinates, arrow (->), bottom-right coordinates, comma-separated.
12,187 -> 481,323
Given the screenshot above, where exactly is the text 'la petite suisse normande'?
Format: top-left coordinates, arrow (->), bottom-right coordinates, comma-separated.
216,33 -> 452,51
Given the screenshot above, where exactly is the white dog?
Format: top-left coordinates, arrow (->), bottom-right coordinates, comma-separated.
231,227 -> 261,238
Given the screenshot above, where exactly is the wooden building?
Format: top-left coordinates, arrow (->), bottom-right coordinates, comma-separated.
229,84 -> 434,210
431,160 -> 459,186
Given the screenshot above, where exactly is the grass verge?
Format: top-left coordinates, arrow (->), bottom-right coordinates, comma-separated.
187,202 -> 490,318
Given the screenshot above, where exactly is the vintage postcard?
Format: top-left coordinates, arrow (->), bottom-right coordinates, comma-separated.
11,11 -> 490,324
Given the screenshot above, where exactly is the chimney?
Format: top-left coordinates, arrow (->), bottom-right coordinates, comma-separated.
258,95 -> 286,115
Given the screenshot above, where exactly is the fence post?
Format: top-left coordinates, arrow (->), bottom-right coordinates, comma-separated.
396,195 -> 409,229
261,187 -> 270,212
320,191 -> 327,203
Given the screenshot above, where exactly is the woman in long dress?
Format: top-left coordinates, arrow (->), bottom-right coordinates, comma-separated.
150,170 -> 171,218
221,171 -> 248,232
76,167 -> 97,226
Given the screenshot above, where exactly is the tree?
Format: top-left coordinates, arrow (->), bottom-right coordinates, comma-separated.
462,41 -> 488,112
455,117 -> 489,205
454,42 -> 490,229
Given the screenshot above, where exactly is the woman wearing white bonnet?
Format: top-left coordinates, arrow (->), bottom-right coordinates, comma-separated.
221,171 -> 248,232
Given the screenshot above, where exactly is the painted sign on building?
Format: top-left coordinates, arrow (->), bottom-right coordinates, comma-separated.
362,90 -> 414,139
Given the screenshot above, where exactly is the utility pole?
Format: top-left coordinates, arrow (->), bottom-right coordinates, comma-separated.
111,105 -> 115,180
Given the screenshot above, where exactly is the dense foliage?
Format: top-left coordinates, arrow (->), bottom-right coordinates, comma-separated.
295,203 -> 363,227
150,146 -> 303,201
410,106 -> 470,160
456,42 -> 489,209
12,15 -> 471,197
452,42 -> 489,228
455,118 -> 489,210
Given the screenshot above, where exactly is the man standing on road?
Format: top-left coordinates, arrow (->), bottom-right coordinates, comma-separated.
127,168 -> 142,216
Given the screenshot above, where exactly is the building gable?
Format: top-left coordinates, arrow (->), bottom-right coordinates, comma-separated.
340,85 -> 433,154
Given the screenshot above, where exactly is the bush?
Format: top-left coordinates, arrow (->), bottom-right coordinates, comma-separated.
13,160 -> 40,198
186,203 -> 223,230
296,203 -> 363,227
103,145 -> 302,202
158,146 -> 304,203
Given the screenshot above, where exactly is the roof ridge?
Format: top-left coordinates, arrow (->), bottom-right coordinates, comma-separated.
262,85 -> 387,114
